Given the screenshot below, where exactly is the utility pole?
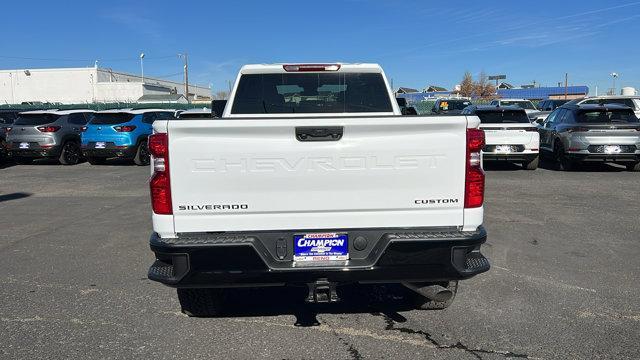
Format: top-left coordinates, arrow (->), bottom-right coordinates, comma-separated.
178,53 -> 190,103
564,73 -> 568,100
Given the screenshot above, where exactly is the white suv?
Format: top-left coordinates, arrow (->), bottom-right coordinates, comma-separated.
489,98 -> 540,121
574,96 -> 640,118
463,105 -> 540,170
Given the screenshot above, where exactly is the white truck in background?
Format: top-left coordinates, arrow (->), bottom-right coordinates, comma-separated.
146,63 -> 490,316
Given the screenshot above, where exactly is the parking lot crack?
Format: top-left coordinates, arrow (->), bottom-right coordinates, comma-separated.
318,315 -> 363,360
382,315 -> 530,359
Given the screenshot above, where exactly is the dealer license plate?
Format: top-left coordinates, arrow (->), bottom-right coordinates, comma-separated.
293,233 -> 349,262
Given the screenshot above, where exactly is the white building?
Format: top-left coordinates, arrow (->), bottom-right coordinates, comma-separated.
0,66 -> 211,104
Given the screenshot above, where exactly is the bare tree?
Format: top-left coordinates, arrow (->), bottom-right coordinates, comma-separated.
473,71 -> 496,99
214,91 -> 229,100
459,71 -> 474,98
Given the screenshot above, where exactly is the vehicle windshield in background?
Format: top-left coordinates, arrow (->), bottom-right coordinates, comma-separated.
500,101 -> 536,110
90,113 -> 136,125
0,115 -> 15,124
231,73 -> 393,114
14,114 -> 62,125
438,100 -> 471,111
576,109 -> 639,123
477,110 -> 530,123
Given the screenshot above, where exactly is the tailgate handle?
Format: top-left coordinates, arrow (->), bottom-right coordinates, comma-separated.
295,126 -> 343,142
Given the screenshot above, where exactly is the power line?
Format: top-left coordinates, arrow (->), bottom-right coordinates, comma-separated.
0,54 -> 178,63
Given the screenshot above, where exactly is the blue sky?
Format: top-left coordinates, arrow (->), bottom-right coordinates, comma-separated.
2,0 -> 640,94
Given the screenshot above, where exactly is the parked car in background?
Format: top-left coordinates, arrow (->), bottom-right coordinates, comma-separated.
81,109 -> 175,165
0,110 -> 21,161
536,104 -> 640,171
177,108 -> 212,119
572,96 -> 640,118
489,98 -> 540,121
538,99 -> 569,111
432,98 -> 472,115
463,105 -> 539,169
6,109 -> 93,165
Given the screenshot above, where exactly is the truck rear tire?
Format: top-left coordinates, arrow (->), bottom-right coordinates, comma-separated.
410,281 -> 458,310
523,156 -> 539,170
177,288 -> 225,317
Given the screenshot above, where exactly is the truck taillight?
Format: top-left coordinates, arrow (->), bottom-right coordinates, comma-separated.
465,128 -> 485,209
148,133 -> 172,215
283,64 -> 341,72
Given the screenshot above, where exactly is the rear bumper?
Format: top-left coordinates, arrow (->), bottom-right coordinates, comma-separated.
82,144 -> 137,158
9,145 -> 61,158
148,227 -> 490,288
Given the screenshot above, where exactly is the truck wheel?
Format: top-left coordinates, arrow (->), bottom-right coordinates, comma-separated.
59,141 -> 81,165
626,162 -> 640,172
133,141 -> 149,166
523,156 -> 539,170
410,281 -> 458,310
177,288 -> 225,317
86,157 -> 106,165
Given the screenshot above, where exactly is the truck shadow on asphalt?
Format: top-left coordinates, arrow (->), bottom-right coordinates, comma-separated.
208,284 -> 420,327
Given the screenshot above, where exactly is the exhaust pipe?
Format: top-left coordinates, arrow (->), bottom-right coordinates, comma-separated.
402,283 -> 453,302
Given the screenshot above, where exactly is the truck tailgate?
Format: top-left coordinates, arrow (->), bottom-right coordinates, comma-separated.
167,116 -> 468,232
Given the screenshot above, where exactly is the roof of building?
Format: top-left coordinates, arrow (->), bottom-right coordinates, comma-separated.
425,85 -> 448,92
397,87 -> 419,93
497,86 -> 589,100
137,94 -> 186,102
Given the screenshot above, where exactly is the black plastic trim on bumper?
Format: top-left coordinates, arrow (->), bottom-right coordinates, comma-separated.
566,153 -> 640,163
9,146 -> 61,158
483,153 -> 538,162
148,227 -> 489,288
82,145 -> 136,159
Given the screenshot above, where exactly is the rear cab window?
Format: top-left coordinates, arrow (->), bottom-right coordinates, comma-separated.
476,110 -> 530,124
91,113 -> 136,125
231,72 -> 393,114
14,113 -> 62,125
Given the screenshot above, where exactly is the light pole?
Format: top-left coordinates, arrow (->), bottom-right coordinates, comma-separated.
610,72 -> 618,95
178,53 -> 189,103
140,52 -> 145,83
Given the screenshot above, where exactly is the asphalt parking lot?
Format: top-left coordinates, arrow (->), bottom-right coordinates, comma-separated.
1,160 -> 639,359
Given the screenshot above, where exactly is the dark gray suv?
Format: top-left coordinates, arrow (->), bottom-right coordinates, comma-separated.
537,104 -> 640,171
6,110 -> 94,165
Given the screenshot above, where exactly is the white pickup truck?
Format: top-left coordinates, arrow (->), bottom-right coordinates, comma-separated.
146,63 -> 490,316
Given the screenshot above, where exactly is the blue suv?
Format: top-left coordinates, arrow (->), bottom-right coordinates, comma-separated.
81,109 -> 175,165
